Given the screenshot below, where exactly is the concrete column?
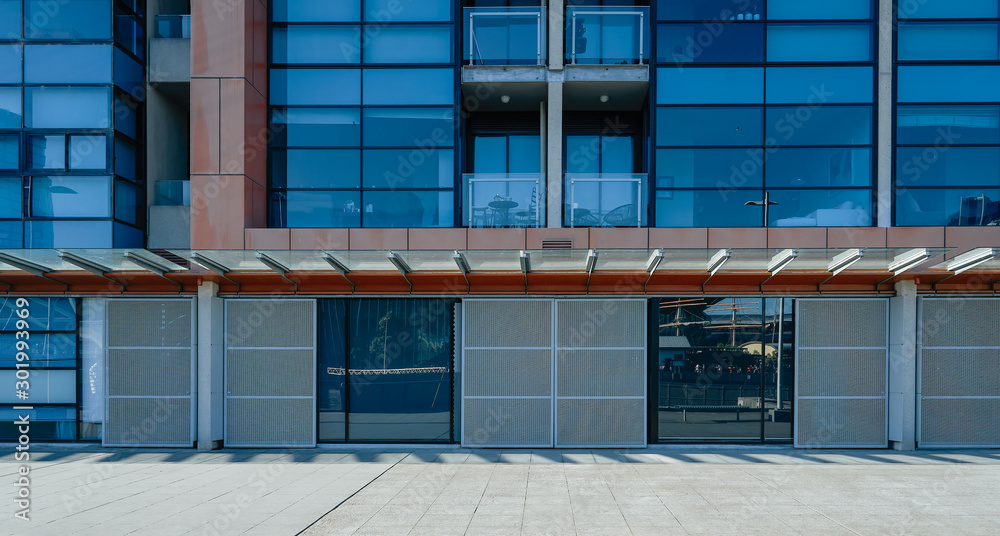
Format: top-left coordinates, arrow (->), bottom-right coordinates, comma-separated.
876,0 -> 893,227
548,0 -> 564,71
546,81 -> 564,228
197,281 -> 225,450
888,280 -> 917,450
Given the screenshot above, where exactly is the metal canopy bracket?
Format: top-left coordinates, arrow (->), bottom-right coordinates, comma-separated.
256,251 -> 298,291
322,251 -> 354,290
190,252 -> 240,291
123,251 -> 183,291
58,250 -> 124,290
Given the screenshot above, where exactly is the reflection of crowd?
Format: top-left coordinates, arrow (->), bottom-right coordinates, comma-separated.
694,364 -> 762,374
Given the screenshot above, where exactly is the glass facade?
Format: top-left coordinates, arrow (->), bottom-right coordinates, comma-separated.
895,1 -> 1000,225
0,0 -> 144,247
653,1 -> 875,227
269,0 -> 459,228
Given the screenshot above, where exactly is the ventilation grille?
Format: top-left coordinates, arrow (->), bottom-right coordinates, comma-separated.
149,249 -> 190,270
105,398 -> 192,447
556,300 -> 645,348
226,398 -> 315,447
797,349 -> 887,398
921,298 -> 1000,348
557,399 -> 644,447
463,398 -> 552,447
796,398 -> 887,448
541,239 -> 573,249
797,300 -> 887,348
919,398 -> 1000,447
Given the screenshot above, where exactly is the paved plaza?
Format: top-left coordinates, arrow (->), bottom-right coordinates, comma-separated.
2,446 -> 999,536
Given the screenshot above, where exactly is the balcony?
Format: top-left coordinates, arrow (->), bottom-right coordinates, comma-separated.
566,6 -> 649,65
565,174 -> 647,228
464,7 -> 546,66
156,14 -> 190,38
464,174 -> 545,228
149,15 -> 190,84
149,181 -> 191,249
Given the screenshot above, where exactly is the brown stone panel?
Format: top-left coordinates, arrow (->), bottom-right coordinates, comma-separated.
408,229 -> 468,250
190,78 -> 220,175
526,228 -> 589,249
827,227 -> 887,249
349,229 -> 408,250
887,227 -> 945,248
767,228 -> 827,249
245,83 -> 268,186
467,228 -> 526,250
190,175 -> 248,249
649,228 -> 708,249
249,181 -> 267,228
589,229 -> 648,249
252,0 -> 268,94
245,228 -> 290,250
291,229 -> 350,250
192,0 -> 246,78
708,228 -> 767,249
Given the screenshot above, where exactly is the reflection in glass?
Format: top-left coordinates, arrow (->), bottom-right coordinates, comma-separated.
657,67 -> 764,104
26,221 -> 114,248
363,149 -> 453,189
362,108 -> 455,147
896,147 -> 1000,188
270,69 -> 361,105
271,190 -> 362,228
657,0 -> 760,21
897,0 -> 997,20
365,26 -> 452,64
270,149 -> 360,189
655,190 -> 761,227
25,87 -> 110,129
272,0 -> 360,22
657,148 -> 764,189
271,26 -> 360,64
362,191 -> 454,227
766,106 -> 871,146
765,66 -> 873,104
657,107 -> 763,146
898,66 -> 1000,103
898,23 -> 1000,61
0,44 -> 22,84
766,148 -> 871,188
0,88 -> 22,129
24,44 -> 113,83
895,188 -> 1000,226
767,0 -> 871,20
896,105 -> 1000,145
25,0 -> 112,40
317,300 -> 347,442
362,69 -> 453,105
0,179 -> 17,218
272,108 -> 361,147
657,23 -> 763,64
768,189 -> 872,226
767,24 -> 871,62
31,177 -> 113,218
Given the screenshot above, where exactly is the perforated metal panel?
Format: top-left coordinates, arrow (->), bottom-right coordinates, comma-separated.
557,399 -> 645,447
795,299 -> 888,448
464,398 -> 552,447
225,300 -> 316,448
556,299 -> 646,348
918,298 -> 1000,448
464,299 -> 552,348
104,299 -> 195,447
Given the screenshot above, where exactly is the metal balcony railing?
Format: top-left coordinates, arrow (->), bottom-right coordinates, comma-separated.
464,174 -> 544,228
566,6 -> 649,65
156,15 -> 190,39
566,174 -> 647,228
465,7 -> 546,66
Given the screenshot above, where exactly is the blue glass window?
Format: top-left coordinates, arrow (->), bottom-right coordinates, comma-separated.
272,108 -> 361,147
0,178 -> 20,217
365,0 -> 451,22
71,135 -> 108,170
897,0 -> 998,20
0,221 -> 21,247
270,69 -> 361,105
363,108 -> 455,147
655,190 -> 762,227
657,107 -> 763,146
113,223 -> 142,247
114,94 -> 138,140
362,191 -> 454,227
271,27 -> 361,64
0,137 -> 16,170
898,66 -> 1000,103
25,87 -> 110,129
114,181 -> 140,225
769,190 -> 872,226
766,106 -> 871,145
364,26 -> 453,64
897,106 -> 1000,145
316,300 -> 346,442
896,147 -> 1000,188
114,137 -> 137,181
25,220 -> 113,248
656,0 -> 756,21
766,148 -> 871,187
32,177 -> 112,218
896,189 -> 1000,226
765,67 -> 873,104
25,0 -> 113,40
363,149 -> 453,188
0,333 -> 76,367
657,67 -> 763,104
656,148 -> 764,188
767,24 -> 871,62
272,0 -> 360,21
0,297 -> 76,331
508,136 -> 541,173
270,149 -> 361,189
0,0 -> 20,38
273,191 -> 361,228
0,88 -> 21,129
115,12 -> 144,59
898,24 -> 1000,61
114,48 -> 144,100
0,45 -> 21,84
362,69 -> 453,105
0,407 -> 76,441
657,23 -> 763,64
30,135 -> 65,170
767,0 -> 871,20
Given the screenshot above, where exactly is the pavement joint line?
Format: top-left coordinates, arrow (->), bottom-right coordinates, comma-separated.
293,458 -> 404,535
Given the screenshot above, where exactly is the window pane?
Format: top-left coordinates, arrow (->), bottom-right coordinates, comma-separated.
656,148 -> 763,188
0,297 -> 76,331
0,178 -> 20,217
365,0 -> 451,22
0,0 -> 19,38
114,180 -> 140,224
113,222 -> 142,247
508,135 -> 541,173
32,176 -> 112,217
601,136 -> 634,173
270,69 -> 361,105
898,0 -> 998,19
0,370 -> 76,403
896,189 -> 1000,226
473,136 -> 507,173
362,69 -> 453,105
25,45 -> 112,83
767,148 -> 871,187
0,333 -> 76,367
26,0 -> 112,39
0,407 -> 76,441
769,190 -> 872,226
656,0 -> 755,21
0,221 -> 21,247
765,106 -> 871,145
271,26 -> 360,64
114,137 -> 137,181
566,136 -> 599,174
113,48 -> 144,100
363,108 -> 455,147
767,0 -> 871,20
272,0 -> 359,21
317,300 -> 347,442
0,44 -> 21,84
767,24 -> 871,62
657,67 -> 763,104
898,66 -> 1000,103
115,13 -> 144,59
656,189 -> 763,226
271,149 -> 360,189
273,191 -> 362,228
25,87 -> 110,129
0,88 -> 21,129
26,220 -> 114,248
0,137 -> 17,170
657,23 -> 763,64
30,135 -> 65,170
272,108 -> 361,147
71,135 -> 108,170
898,24 -> 1000,61
347,299 -> 453,442
364,26 -> 452,63
897,147 -> 1000,188
363,149 -> 454,188
114,94 -> 139,140
766,66 -> 873,104
657,107 -> 763,146
362,191 -> 454,227
897,106 -> 1000,145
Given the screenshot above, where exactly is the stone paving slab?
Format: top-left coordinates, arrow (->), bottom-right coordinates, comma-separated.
1,447 -> 998,536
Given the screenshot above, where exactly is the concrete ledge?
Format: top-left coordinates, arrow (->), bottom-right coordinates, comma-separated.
565,64 -> 649,82
148,205 -> 191,249
462,65 -> 547,83
150,38 -> 191,83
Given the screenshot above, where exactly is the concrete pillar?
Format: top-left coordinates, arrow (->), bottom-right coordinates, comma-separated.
548,0 -> 564,71
876,0 -> 893,227
197,281 -> 225,450
888,280 -> 917,450
546,81 -> 564,228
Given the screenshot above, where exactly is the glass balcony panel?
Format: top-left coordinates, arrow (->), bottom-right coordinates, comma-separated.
154,181 -> 191,206
155,15 -> 191,38
463,174 -> 544,228
566,6 -> 650,65
565,174 -> 647,228
464,7 -> 546,65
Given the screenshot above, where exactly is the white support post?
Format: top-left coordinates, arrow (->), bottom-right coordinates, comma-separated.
888,280 -> 918,450
197,281 -> 225,450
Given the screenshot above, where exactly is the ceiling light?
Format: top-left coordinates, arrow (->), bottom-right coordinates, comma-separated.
707,249 -> 731,275
888,248 -> 930,275
828,248 -> 863,276
767,249 -> 798,275
500,95 -> 511,104
946,247 -> 995,275
599,95 -> 610,103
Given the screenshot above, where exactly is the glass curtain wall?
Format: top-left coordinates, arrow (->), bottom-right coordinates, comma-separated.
654,297 -> 793,442
317,298 -> 456,443
895,1 -> 1000,225
653,0 -> 875,227
0,0 -> 145,247
269,0 -> 459,228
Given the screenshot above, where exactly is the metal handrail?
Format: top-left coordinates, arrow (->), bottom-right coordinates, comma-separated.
465,174 -> 543,228
568,175 -> 645,228
467,10 -> 544,66
569,10 -> 645,65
